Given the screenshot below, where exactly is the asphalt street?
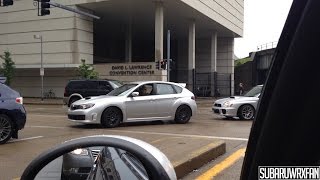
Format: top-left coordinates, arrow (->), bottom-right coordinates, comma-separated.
0,102 -> 252,180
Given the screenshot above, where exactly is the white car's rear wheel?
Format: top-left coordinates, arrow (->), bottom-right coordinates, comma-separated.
101,107 -> 122,128
238,105 -> 255,120
174,105 -> 192,124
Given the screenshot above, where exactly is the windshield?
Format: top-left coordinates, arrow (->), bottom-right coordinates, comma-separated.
107,84 -> 137,96
109,80 -> 123,89
243,85 -> 263,97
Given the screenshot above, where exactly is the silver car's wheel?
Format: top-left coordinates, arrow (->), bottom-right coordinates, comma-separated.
0,114 -> 13,144
101,107 -> 122,128
174,105 -> 192,124
238,105 -> 255,120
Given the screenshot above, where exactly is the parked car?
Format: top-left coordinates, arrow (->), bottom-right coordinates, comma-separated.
212,85 -> 263,120
61,147 -> 102,179
67,81 -> 197,128
63,79 -> 123,107
0,83 -> 26,144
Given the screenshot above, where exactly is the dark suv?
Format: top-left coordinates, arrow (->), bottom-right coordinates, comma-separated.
63,79 -> 123,106
0,83 -> 27,144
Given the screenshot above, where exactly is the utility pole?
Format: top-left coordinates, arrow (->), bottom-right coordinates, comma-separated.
34,35 -> 44,101
167,30 -> 171,82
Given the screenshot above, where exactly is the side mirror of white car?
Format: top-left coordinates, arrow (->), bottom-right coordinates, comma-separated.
21,135 -> 177,180
131,92 -> 140,97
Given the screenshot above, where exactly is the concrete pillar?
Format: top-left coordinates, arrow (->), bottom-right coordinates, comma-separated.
188,20 -> 195,92
125,23 -> 132,62
154,1 -> 164,62
210,31 -> 217,96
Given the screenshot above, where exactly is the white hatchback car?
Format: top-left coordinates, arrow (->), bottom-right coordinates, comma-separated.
212,85 -> 263,120
68,81 -> 197,127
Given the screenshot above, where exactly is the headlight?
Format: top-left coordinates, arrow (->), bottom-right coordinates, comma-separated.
223,101 -> 233,107
79,103 -> 95,109
70,148 -> 89,156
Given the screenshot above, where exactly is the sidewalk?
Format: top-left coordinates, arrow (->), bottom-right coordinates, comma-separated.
24,97 -> 64,105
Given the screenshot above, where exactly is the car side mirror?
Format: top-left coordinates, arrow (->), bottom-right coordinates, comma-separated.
131,92 -> 139,97
21,135 -> 176,180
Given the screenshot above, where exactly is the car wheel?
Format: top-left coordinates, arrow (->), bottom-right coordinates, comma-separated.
238,105 -> 255,120
68,97 -> 80,107
101,107 -> 122,128
0,114 -> 13,144
174,105 -> 192,124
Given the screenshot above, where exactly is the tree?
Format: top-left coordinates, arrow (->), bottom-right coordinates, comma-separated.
77,59 -> 99,79
0,51 -> 15,86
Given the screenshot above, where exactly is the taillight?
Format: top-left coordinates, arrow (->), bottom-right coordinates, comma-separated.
16,97 -> 23,104
191,96 -> 195,100
64,88 -> 67,97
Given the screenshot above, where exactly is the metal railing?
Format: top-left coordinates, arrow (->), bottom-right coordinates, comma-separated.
257,41 -> 278,51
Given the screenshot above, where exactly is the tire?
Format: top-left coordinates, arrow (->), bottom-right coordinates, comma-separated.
238,105 -> 255,120
174,105 -> 192,124
0,114 -> 13,144
68,97 -> 80,107
101,107 -> 122,128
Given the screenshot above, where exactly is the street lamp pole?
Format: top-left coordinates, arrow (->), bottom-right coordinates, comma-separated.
34,35 -> 44,101
40,36 -> 43,101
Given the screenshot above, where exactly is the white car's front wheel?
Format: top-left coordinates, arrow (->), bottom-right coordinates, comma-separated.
101,107 -> 122,128
238,105 -> 255,120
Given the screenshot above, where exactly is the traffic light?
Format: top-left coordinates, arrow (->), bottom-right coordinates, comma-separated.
155,61 -> 160,70
39,0 -> 50,16
1,0 -> 13,6
160,60 -> 167,70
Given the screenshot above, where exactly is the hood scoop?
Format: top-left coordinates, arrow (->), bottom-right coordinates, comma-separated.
229,96 -> 235,98
85,97 -> 91,100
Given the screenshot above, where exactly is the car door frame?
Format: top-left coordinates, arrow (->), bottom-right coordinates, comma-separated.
124,83 -> 158,121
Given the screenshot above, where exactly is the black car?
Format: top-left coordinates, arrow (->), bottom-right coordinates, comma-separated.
0,83 -> 27,144
63,79 -> 123,107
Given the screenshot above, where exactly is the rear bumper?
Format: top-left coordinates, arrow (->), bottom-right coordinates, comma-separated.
11,106 -> 27,130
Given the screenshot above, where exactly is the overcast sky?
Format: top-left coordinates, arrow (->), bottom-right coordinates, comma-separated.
234,0 -> 294,58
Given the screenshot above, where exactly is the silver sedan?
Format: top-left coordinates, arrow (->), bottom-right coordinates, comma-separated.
68,81 -> 197,128
212,85 -> 263,120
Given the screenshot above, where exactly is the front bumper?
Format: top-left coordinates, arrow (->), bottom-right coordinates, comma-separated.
212,106 -> 238,117
68,108 -> 100,124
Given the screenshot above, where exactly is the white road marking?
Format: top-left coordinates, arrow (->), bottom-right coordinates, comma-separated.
26,125 -> 248,141
10,136 -> 43,143
107,130 -> 249,141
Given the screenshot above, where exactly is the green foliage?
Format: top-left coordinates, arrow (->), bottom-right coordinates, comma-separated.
0,51 -> 15,86
77,59 -> 99,79
235,57 -> 251,67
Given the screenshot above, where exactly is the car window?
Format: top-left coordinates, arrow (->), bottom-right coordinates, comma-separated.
0,84 -> 19,98
244,85 -> 263,97
86,81 -> 98,88
108,84 -> 137,96
137,84 -> 153,96
109,80 -> 123,89
69,81 -> 87,89
99,81 -> 112,90
172,85 -> 182,93
156,84 -> 176,95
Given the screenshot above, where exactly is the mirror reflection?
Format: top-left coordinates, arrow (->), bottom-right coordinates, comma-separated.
35,146 -> 149,180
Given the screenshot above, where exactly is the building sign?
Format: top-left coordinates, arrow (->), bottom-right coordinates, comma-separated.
109,64 -> 155,76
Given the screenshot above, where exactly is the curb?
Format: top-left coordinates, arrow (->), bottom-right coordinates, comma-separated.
24,101 -> 64,106
173,141 -> 226,179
